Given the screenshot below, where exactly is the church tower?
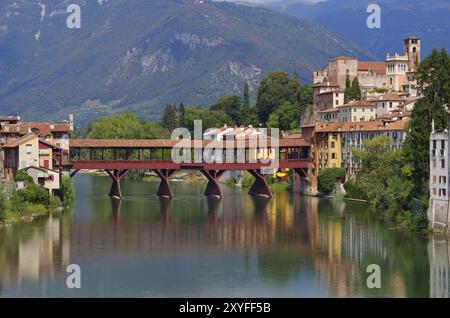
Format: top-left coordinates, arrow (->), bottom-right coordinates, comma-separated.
404,37 -> 421,71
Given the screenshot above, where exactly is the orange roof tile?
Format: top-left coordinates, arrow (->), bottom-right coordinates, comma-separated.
358,61 -> 386,75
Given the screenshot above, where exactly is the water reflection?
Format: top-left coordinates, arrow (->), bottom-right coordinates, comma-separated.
0,175 -> 446,297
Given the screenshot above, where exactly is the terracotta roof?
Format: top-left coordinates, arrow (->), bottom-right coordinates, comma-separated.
0,122 -> 70,135
358,61 -> 386,75
39,138 -> 61,149
284,133 -> 303,139
318,108 -> 339,114
337,100 -> 376,108
2,134 -> 37,148
0,116 -> 20,122
369,93 -> 405,102
315,119 -> 409,133
69,138 -> 311,149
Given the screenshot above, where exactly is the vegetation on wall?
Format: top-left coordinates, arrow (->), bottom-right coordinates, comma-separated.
318,168 -> 346,195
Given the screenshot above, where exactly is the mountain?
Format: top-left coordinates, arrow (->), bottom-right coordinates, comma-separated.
0,0 -> 371,124
274,0 -> 450,59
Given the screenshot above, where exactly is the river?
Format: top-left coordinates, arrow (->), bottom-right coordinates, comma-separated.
0,174 -> 448,298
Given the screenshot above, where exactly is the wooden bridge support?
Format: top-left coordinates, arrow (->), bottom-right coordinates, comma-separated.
105,169 -> 128,199
201,170 -> 225,197
154,169 -> 178,198
248,169 -> 272,198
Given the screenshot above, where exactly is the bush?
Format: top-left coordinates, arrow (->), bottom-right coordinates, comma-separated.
60,176 -> 75,206
15,170 -> 33,183
318,168 -> 346,195
17,183 -> 49,205
49,195 -> 62,208
0,185 -> 6,221
344,179 -> 369,200
241,173 -> 256,188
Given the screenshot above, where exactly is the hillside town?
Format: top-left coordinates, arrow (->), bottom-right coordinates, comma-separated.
0,37 -> 449,232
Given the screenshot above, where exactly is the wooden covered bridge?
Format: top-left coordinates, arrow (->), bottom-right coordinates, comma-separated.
66,138 -> 312,198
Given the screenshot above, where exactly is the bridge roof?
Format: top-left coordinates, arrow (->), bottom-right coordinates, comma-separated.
69,138 -> 311,148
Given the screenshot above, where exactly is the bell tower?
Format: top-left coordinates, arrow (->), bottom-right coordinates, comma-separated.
404,37 -> 421,71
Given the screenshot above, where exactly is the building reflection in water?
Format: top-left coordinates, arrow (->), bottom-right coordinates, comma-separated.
0,175 -> 447,297
429,236 -> 450,298
0,212 -> 71,293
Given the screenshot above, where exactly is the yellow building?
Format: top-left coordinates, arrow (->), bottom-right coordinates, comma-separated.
315,124 -> 342,169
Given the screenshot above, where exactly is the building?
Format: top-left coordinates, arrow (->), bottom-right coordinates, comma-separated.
23,166 -> 60,195
337,101 -> 376,122
428,121 -> 450,231
312,119 -> 409,176
313,37 -> 420,95
2,134 -> 62,193
369,93 -> 407,118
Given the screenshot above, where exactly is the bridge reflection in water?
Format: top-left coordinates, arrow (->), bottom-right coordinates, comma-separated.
0,175 -> 446,297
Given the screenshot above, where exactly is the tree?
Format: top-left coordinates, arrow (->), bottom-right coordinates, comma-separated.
403,49 -> 450,195
344,76 -> 361,103
162,104 -> 177,132
318,168 -> 346,194
344,75 -> 352,104
351,77 -> 362,101
183,107 -> 233,133
211,96 -> 242,125
242,82 -> 250,124
60,176 -> 75,207
255,71 -> 300,124
267,101 -> 299,131
86,112 -> 168,139
178,102 -> 186,127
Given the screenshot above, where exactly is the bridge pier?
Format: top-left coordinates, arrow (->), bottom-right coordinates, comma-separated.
201,170 -> 225,197
105,169 -> 128,199
154,169 -> 177,198
248,169 -> 272,198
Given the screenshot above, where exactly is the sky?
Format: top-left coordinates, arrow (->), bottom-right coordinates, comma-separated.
221,0 -> 323,4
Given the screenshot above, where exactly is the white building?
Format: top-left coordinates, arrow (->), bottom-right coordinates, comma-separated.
428,121 -> 450,231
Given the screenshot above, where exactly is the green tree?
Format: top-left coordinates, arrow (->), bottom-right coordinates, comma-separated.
183,108 -> 233,133
267,101 -> 299,131
162,104 -> 178,132
86,111 -> 168,139
344,76 -> 362,103
18,183 -> 50,206
403,49 -> 450,195
255,71 -> 300,124
211,96 -> 242,125
60,176 -> 75,207
242,82 -> 251,125
178,102 -> 186,127
318,168 -> 346,194
351,77 -> 362,101
344,75 -> 352,104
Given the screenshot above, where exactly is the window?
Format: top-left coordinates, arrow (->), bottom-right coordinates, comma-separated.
331,142 -> 335,148
335,93 -> 339,97
332,153 -> 336,159
440,176 -> 447,184
433,175 -> 437,183
433,188 -> 437,195
25,144 -> 32,154
442,140 -> 445,149
441,159 -> 445,168
433,140 -> 437,149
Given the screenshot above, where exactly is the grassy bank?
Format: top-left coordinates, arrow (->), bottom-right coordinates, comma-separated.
0,174 -> 74,226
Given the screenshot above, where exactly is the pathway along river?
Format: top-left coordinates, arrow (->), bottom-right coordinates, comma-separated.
0,174 -> 448,297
